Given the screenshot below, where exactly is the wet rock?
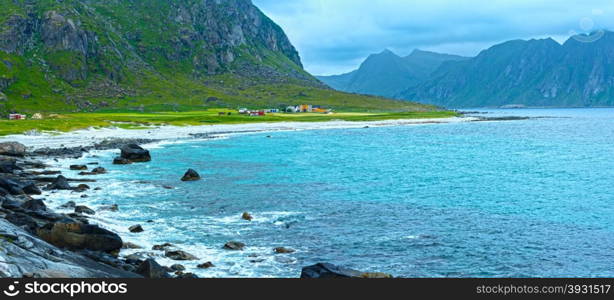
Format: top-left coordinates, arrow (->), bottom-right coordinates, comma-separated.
22,199 -> 47,212
175,272 -> 199,279
0,142 -> 26,157
120,144 -> 151,163
129,224 -> 144,233
197,262 -> 214,269
223,241 -> 245,251
136,259 -> 171,278
181,169 -> 200,181
241,212 -> 253,221
300,263 -> 393,279
36,221 -> 123,253
98,204 -> 119,212
122,242 -> 142,249
80,194 -> 89,198
45,175 -> 72,190
70,165 -> 88,170
152,243 -> 174,251
165,250 -> 198,261
79,167 -> 107,176
75,205 -> 96,215
58,201 -> 76,209
273,247 -> 295,254
0,160 -> 21,173
0,178 -> 41,195
113,157 -> 132,165
170,264 -> 186,271
74,184 -> 90,192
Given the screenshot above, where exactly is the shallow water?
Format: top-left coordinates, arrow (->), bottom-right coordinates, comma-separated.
46,108 -> 614,278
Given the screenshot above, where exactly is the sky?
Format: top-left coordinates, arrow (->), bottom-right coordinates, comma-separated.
253,0 -> 614,75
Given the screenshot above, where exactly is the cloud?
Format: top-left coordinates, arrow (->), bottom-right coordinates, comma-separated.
253,0 -> 614,75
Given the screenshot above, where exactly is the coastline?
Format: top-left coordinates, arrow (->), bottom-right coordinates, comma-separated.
0,116 -> 476,149
1,116 -> 476,278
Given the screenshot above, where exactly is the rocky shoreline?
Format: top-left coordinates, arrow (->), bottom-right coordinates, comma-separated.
0,140 -> 391,279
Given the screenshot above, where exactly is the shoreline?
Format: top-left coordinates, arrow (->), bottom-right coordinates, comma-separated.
0,117 -> 476,149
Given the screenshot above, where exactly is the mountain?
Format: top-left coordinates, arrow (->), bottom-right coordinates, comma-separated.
317,49 -> 469,98
402,31 -> 614,107
0,0 -> 426,114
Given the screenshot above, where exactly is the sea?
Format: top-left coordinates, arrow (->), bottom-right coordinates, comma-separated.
45,108 -> 614,278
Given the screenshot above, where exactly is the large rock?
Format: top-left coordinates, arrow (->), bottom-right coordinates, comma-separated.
113,157 -> 132,165
181,169 -> 201,181
0,178 -> 41,195
45,175 -> 72,190
135,259 -> 171,278
36,221 -> 123,253
223,241 -> 245,251
0,142 -> 27,157
300,263 -> 393,279
164,250 -> 198,261
0,219 -> 139,278
120,144 -> 151,163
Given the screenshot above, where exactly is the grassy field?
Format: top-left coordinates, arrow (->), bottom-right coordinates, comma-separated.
0,109 -> 458,136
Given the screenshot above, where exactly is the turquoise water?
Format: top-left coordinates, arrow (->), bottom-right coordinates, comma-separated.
56,108 -> 614,277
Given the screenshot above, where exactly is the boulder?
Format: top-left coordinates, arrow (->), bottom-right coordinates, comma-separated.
0,178 -> 40,195
98,204 -> 119,212
59,201 -> 76,209
36,221 -> 123,253
79,167 -> 107,176
223,241 -> 245,251
70,165 -> 88,170
22,199 -> 47,212
0,142 -> 26,157
181,169 -> 200,181
135,259 -> 171,278
45,175 -> 72,190
0,159 -> 21,173
122,242 -> 142,249
274,247 -> 295,254
197,262 -> 215,269
74,184 -> 90,192
175,272 -> 199,279
152,243 -> 174,251
120,144 -> 151,162
165,250 -> 198,261
241,212 -> 253,221
112,157 -> 132,165
300,263 -> 393,279
128,224 -> 144,233
74,206 -> 96,215
170,264 -> 186,272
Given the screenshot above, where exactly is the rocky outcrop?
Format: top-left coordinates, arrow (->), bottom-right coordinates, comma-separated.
223,241 -> 245,251
181,169 -> 200,181
135,259 -> 171,279
0,142 -> 27,157
300,263 -> 393,279
120,144 -> 151,163
0,219 -> 138,278
36,221 -> 123,253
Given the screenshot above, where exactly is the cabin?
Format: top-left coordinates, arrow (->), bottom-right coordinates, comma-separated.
299,104 -> 313,112
286,106 -> 299,113
238,108 -> 249,114
9,114 -> 26,120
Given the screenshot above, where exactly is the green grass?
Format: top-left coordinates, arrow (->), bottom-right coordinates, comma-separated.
0,110 -> 458,136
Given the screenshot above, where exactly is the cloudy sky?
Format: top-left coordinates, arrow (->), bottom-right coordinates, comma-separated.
253,0 -> 614,75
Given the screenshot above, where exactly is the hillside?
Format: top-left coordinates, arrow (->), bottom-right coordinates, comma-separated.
317,49 -> 468,98
402,31 -> 614,108
0,0 -> 430,114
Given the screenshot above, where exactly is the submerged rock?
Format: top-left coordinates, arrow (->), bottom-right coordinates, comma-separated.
273,247 -> 295,254
70,165 -> 88,170
128,224 -> 144,233
98,204 -> 119,212
197,262 -> 215,269
152,243 -> 174,251
165,250 -> 198,261
58,201 -> 76,209
223,241 -> 245,251
120,144 -> 151,163
241,212 -> 253,221
122,242 -> 142,249
113,157 -> 132,165
300,263 -> 393,279
181,169 -> 201,181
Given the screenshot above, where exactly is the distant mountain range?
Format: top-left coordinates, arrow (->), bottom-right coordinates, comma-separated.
317,49 -> 468,98
319,31 -> 614,108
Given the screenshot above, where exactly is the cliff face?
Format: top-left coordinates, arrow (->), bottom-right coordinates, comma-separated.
402,31 -> 614,108
0,0 -> 329,113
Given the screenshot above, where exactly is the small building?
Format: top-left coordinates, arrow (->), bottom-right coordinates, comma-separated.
299,104 -> 313,113
9,114 -> 26,120
266,109 -> 279,113
238,108 -> 249,114
286,106 -> 299,113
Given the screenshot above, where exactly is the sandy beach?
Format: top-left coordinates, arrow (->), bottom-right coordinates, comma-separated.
0,116 -> 477,149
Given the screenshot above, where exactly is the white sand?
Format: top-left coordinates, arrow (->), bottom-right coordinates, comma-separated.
0,117 -> 477,149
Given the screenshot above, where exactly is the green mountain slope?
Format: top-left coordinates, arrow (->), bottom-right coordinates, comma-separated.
317,49 -> 468,98
402,31 -> 614,108
0,0 -> 429,114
